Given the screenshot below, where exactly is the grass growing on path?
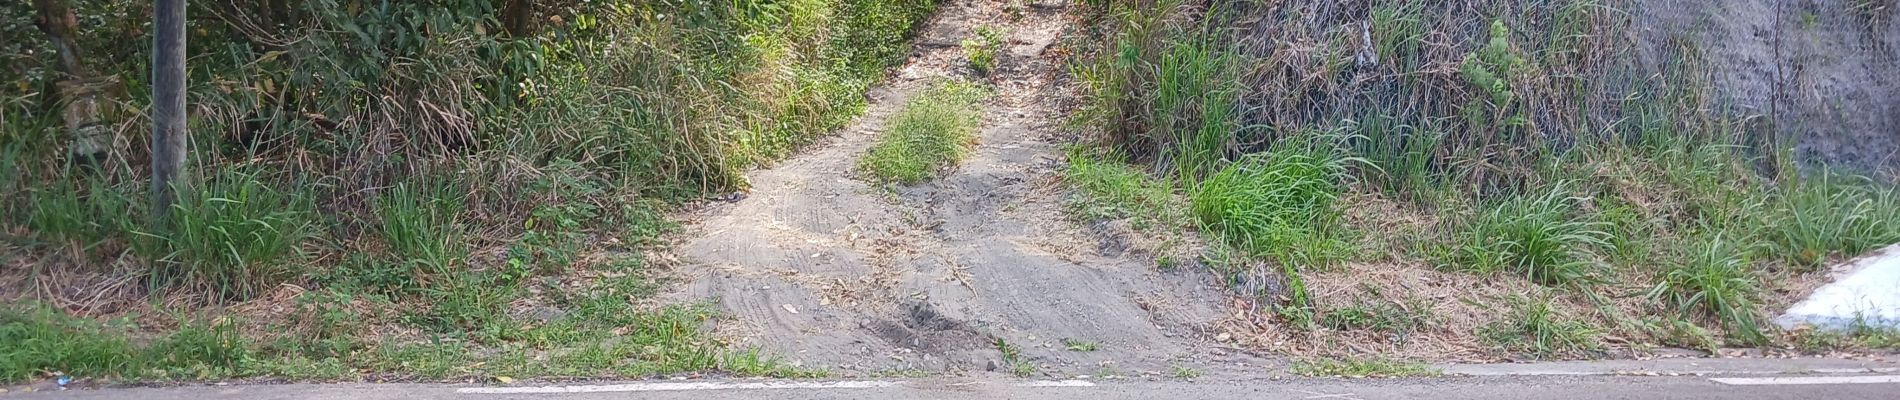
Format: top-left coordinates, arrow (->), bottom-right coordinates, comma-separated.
1290,357 -> 1440,378
859,81 -> 989,184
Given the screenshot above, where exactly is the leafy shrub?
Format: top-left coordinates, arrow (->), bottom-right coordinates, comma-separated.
962,25 -> 1007,74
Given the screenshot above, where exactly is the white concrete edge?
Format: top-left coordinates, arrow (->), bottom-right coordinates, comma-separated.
455,380 -> 1096,394
1775,243 -> 1900,330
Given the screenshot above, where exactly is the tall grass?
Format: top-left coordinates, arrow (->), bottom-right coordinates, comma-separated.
1436,184 -> 1608,286
1647,234 -> 1766,344
151,170 -> 319,300
27,176 -> 139,251
377,179 -> 469,278
1076,0 -> 1245,179
1189,140 -> 1352,264
1761,172 -> 1900,268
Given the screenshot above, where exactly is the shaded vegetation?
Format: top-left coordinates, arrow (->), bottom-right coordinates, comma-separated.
2,0 -> 939,384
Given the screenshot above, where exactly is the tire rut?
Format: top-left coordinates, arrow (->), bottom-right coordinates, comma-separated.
666,0 -> 1237,377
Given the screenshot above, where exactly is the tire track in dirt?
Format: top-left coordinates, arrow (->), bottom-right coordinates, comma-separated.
665,0 -> 1238,377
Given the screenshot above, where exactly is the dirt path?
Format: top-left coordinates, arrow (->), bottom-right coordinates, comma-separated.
664,0 -> 1239,377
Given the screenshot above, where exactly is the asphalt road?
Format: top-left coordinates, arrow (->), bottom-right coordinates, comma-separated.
11,374 -> 1900,400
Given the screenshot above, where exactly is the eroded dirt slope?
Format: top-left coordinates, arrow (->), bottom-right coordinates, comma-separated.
664,0 -> 1238,377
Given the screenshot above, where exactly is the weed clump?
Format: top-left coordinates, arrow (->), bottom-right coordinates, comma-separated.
1189,144 -> 1351,264
859,81 -> 989,183
153,171 -> 320,300
1435,185 -> 1608,286
1648,234 -> 1766,343
962,25 -> 1008,75
1063,150 -> 1182,229
1479,296 -> 1600,358
1760,173 -> 1900,268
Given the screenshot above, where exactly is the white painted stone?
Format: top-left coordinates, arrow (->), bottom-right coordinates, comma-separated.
1776,244 -> 1900,330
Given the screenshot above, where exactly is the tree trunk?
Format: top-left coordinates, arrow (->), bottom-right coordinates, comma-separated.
502,0 -> 535,37
35,0 -> 114,166
152,0 -> 188,225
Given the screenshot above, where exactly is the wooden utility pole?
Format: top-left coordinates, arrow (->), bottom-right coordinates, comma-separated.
151,0 -> 187,224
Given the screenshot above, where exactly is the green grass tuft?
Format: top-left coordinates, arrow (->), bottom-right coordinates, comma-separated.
1189,142 -> 1352,264
377,179 -> 470,281
1478,296 -> 1599,358
1436,184 -> 1608,286
859,81 -> 989,184
1063,149 -> 1183,228
152,170 -> 320,300
992,337 -> 1036,377
1061,338 -> 1100,352
1761,172 -> 1900,268
1169,363 -> 1202,379
1648,233 -> 1766,344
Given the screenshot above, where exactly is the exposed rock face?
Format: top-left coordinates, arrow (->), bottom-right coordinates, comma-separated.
1637,0 -> 1899,175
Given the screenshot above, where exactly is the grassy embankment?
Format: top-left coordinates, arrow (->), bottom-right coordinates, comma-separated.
0,0 -> 938,383
1062,0 -> 1900,364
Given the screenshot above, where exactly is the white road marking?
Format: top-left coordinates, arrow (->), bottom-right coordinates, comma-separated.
457,379 -> 1097,394
1809,368 -> 1900,374
1711,375 -> 1900,385
1019,380 -> 1097,387
457,381 -> 898,394
1291,388 -> 1363,400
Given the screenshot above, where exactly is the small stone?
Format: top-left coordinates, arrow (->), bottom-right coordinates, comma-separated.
1215,333 -> 1232,342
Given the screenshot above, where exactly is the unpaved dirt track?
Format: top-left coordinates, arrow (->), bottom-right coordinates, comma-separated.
667,0 -> 1235,376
